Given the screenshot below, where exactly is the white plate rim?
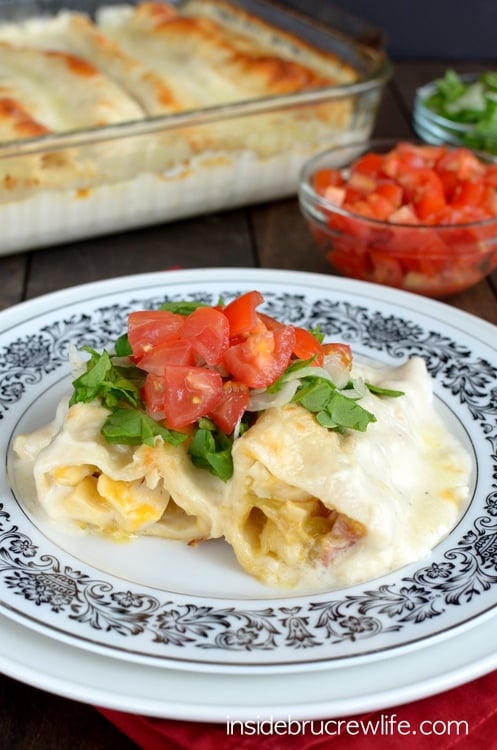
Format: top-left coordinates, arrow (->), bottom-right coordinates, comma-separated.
1,610 -> 497,721
1,267 -> 497,674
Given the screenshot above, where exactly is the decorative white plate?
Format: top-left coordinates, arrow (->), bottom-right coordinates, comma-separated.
1,610 -> 497,721
2,268 -> 497,674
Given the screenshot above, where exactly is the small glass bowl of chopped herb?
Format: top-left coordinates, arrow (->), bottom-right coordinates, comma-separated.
414,70 -> 497,156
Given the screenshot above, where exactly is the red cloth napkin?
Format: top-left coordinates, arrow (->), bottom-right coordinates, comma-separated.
98,668 -> 497,749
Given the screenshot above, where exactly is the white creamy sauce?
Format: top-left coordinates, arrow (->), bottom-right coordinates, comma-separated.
329,358 -> 471,583
221,357 -> 473,590
10,356 -> 473,592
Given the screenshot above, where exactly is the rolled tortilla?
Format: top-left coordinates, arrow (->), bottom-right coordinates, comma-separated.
11,356 -> 472,590
225,357 -> 472,589
12,398 -> 226,542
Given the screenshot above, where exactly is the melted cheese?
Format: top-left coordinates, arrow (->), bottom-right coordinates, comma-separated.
0,1 -> 355,129
0,11 -> 180,117
95,2 -> 339,112
0,1 -> 358,199
0,41 -> 144,133
225,357 -> 472,588
10,356 -> 472,591
13,398 -> 225,541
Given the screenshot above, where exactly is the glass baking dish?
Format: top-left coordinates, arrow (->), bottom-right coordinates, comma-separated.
0,0 -> 391,255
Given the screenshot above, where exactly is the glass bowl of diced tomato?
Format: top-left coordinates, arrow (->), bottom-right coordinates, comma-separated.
298,138 -> 497,297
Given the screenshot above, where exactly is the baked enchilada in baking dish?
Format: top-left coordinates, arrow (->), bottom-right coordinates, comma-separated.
0,0 -> 389,253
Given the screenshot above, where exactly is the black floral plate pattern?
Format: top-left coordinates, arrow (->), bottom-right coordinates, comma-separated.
1,269 -> 496,672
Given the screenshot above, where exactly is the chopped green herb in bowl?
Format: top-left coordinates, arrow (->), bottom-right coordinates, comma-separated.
414,70 -> 497,156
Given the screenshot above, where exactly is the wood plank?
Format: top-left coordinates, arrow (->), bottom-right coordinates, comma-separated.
250,197 -> 331,273
0,254 -> 27,310
0,676 -> 137,750
442,281 -> 497,326
372,77 -> 413,138
25,210 -> 255,299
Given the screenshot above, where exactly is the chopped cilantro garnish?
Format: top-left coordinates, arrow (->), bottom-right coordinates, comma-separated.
70,347 -> 141,409
160,300 -> 210,315
101,408 -> 187,447
267,357 -> 316,393
423,69 -> 497,154
188,419 -> 234,481
159,296 -> 225,316
366,383 -> 404,398
292,377 -> 376,432
67,297 -> 405,482
309,325 -> 325,344
114,333 -> 132,357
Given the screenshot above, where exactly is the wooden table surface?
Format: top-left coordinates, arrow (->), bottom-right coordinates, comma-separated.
1,56 -> 497,749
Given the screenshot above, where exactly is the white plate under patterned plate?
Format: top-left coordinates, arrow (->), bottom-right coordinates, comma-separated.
1,268 -> 497,677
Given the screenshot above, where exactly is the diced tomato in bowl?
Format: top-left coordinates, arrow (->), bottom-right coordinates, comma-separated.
298,138 -> 497,297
